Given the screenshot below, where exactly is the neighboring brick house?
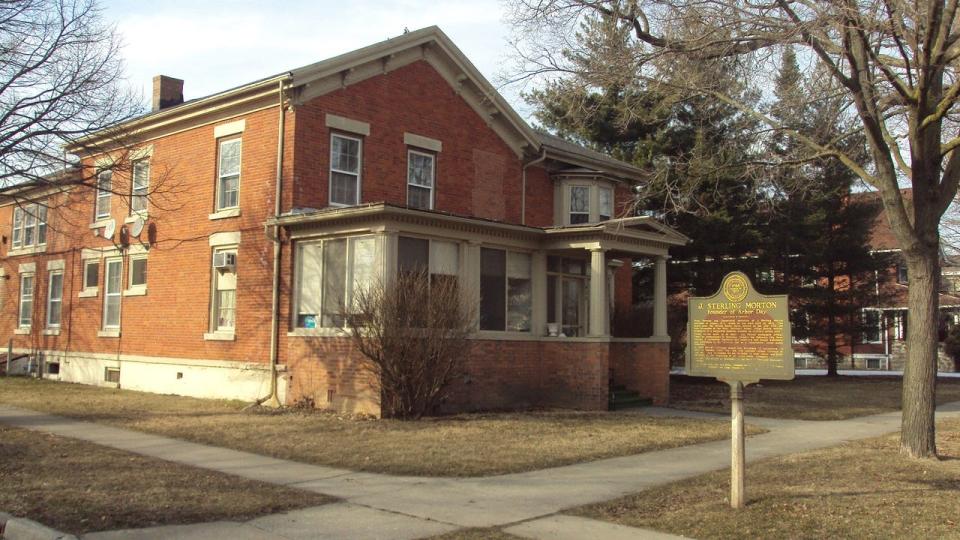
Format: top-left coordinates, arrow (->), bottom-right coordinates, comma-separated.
790,190 -> 960,372
1,27 -> 686,415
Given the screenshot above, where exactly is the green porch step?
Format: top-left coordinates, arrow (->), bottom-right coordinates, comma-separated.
608,386 -> 653,410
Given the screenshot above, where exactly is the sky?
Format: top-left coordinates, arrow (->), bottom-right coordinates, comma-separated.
102,0 -> 533,117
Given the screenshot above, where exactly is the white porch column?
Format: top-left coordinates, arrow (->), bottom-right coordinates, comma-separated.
588,247 -> 609,337
653,255 -> 668,338
378,229 -> 398,289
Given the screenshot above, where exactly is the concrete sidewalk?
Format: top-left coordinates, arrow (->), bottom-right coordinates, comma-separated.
2,402 -> 958,539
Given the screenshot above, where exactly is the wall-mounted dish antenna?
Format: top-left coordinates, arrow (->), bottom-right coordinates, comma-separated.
129,216 -> 145,238
102,219 -> 117,241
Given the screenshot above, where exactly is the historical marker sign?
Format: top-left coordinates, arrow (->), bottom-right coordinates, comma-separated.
685,271 -> 794,509
686,271 -> 795,383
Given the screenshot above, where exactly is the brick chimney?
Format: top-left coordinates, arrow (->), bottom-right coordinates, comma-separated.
152,75 -> 184,111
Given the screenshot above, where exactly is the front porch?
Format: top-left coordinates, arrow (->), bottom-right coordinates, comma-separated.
273,204 -> 688,414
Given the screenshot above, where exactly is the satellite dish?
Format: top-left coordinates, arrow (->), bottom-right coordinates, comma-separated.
103,219 -> 116,241
130,216 -> 145,238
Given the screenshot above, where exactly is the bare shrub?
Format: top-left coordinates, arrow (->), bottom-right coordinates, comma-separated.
345,270 -> 476,419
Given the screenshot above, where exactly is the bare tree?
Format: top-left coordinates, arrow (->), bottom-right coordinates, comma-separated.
508,0 -> 960,458
0,0 -> 142,201
344,270 -> 476,419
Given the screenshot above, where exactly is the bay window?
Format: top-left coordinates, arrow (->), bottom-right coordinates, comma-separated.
599,187 -> 613,221
480,248 -> 531,332
330,134 -> 361,206
569,186 -> 590,225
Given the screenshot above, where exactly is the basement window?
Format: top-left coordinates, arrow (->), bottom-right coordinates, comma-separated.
104,367 -> 120,383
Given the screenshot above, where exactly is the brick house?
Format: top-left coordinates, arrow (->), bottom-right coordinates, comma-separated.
791,190 -> 960,372
1,27 -> 686,415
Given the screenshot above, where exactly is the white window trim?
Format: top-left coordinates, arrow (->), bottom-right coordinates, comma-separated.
479,246 -> 533,333
124,254 -> 147,296
567,184 -> 591,225
293,235 -> 378,330
130,159 -> 150,217
80,259 -> 100,298
599,186 -> 613,221
10,204 -> 48,254
209,208 -> 241,220
95,170 -> 112,221
329,133 -> 362,207
404,132 -> 442,152
216,138 -> 242,211
46,270 -> 63,328
102,257 -> 123,331
861,308 -> 883,344
406,149 -> 435,210
325,114 -> 370,136
559,180 -> 618,226
18,272 -> 34,329
213,119 -> 245,139
210,246 -> 238,335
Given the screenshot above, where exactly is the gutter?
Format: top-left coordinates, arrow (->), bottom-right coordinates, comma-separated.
258,76 -> 291,408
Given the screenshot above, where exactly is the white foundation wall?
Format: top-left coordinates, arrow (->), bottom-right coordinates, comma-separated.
23,350 -> 287,403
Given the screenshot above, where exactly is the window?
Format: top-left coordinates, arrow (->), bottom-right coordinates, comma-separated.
131,159 -> 149,214
211,248 -> 237,332
18,274 -> 33,327
103,258 -> 122,329
791,309 -> 809,343
407,150 -> 435,210
47,271 -> 63,327
129,256 -> 147,289
569,186 -> 590,225
104,367 -> 120,383
865,357 -> 883,370
330,134 -> 361,206
296,236 -> 375,328
757,268 -> 776,284
897,264 -> 908,284
894,311 -> 907,341
95,170 -> 112,220
480,248 -> 531,332
599,187 -> 613,221
397,236 -> 458,283
547,256 -> 589,336
217,138 -> 241,210
11,204 -> 47,249
83,260 -> 99,291
861,309 -> 882,343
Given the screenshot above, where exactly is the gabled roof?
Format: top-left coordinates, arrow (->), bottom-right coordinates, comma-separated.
68,26 -> 640,180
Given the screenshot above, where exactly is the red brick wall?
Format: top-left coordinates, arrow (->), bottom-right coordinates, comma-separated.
0,105 -> 286,364
290,61 -> 529,224
285,337 -> 380,415
610,341 -> 670,405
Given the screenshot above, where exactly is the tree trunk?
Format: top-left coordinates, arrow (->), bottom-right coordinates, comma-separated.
900,248 -> 939,458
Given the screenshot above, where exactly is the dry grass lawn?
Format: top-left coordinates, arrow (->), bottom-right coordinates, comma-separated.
571,418 -> 960,540
0,425 -> 332,535
0,378 -> 755,477
671,374 -> 960,420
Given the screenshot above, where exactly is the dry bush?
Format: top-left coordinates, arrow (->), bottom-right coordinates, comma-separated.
345,270 -> 476,419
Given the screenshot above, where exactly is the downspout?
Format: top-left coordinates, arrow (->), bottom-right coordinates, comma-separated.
520,148 -> 547,225
260,77 -> 289,408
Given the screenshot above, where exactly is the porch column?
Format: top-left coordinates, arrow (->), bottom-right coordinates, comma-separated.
531,250 -> 547,336
653,255 -> 668,338
588,247 -> 609,337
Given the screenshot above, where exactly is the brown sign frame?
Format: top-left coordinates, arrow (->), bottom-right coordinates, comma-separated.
685,271 -> 795,383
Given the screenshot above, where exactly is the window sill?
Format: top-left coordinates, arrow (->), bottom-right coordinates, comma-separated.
125,213 -> 148,224
13,327 -> 30,335
42,328 -> 60,336
122,287 -> 147,297
78,288 -> 98,298
89,220 -> 111,229
287,328 -> 349,338
98,329 -> 120,338
204,331 -> 236,341
209,208 -> 241,220
7,245 -> 47,257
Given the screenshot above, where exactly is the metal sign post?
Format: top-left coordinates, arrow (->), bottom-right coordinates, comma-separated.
686,272 -> 795,509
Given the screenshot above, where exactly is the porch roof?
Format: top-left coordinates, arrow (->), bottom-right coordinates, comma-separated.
268,203 -> 688,256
